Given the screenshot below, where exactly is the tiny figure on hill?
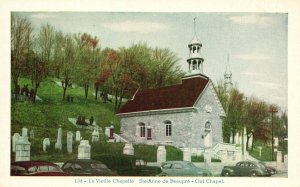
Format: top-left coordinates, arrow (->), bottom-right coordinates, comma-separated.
82,116 -> 87,126
15,84 -> 20,95
21,84 -> 29,96
90,116 -> 94,125
76,115 -> 82,125
29,88 -> 35,100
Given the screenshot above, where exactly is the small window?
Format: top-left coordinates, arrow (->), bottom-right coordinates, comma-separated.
164,121 -> 172,137
140,125 -> 145,137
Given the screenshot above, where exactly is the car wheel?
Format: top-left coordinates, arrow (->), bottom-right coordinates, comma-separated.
250,171 -> 258,177
222,171 -> 230,176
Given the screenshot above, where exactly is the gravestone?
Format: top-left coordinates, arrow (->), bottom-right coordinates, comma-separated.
91,127 -> 100,143
43,138 -> 50,152
248,134 -> 253,148
105,127 -> 110,137
284,154 -> 288,170
15,136 -> 31,161
123,143 -> 134,155
183,148 -> 191,162
75,131 -> 81,142
277,151 -> 282,169
67,131 -> 73,154
22,127 -> 28,137
78,140 -> 91,159
12,133 -> 20,153
157,145 -> 166,165
55,128 -> 62,151
243,127 -> 247,160
30,130 -> 34,139
229,132 -> 233,144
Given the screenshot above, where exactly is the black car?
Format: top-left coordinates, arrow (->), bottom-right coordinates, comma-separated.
61,159 -> 118,176
259,162 -> 277,176
93,155 -> 162,176
221,161 -> 270,177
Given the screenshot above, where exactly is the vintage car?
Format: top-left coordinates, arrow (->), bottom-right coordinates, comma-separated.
221,161 -> 270,177
93,155 -> 162,176
259,162 -> 277,176
157,161 -> 212,176
61,159 -> 117,176
11,161 -> 69,176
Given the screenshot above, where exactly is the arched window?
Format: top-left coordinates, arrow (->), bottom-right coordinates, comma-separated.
164,120 -> 172,136
193,46 -> 196,53
138,122 -> 146,137
205,121 -> 211,133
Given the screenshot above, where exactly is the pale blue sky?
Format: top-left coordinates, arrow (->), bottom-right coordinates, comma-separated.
15,12 -> 288,111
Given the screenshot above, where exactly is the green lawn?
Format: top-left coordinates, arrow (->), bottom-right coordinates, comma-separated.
11,77 -> 183,163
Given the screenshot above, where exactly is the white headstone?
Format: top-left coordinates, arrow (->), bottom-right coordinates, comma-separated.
105,127 -> 110,137
229,132 -> 233,144
123,143 -> 134,155
234,132 -> 239,144
43,138 -> 50,152
274,137 -> 279,147
248,134 -> 253,148
91,127 -> 100,143
67,131 -> 73,154
12,133 -> 21,152
76,131 -> 81,142
78,140 -> 91,159
30,130 -> 34,139
55,128 -> 62,151
243,127 -> 247,159
15,136 -> 31,161
22,127 -> 28,137
183,148 -> 191,162
157,145 -> 166,164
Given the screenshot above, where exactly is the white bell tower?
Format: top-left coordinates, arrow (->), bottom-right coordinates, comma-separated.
187,17 -> 204,75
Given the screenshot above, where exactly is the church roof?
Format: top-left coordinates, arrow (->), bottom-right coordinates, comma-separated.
116,75 -> 209,114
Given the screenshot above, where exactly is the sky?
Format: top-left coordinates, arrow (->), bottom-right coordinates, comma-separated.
15,12 -> 288,112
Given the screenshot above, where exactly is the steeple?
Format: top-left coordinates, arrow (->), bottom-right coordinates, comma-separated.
187,17 -> 204,75
224,54 -> 233,93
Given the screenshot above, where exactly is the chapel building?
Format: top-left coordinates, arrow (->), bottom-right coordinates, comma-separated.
116,23 -> 225,151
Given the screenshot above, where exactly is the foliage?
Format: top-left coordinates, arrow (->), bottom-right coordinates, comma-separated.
11,14 -> 34,90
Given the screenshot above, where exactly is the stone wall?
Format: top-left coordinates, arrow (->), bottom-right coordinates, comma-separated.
119,80 -> 224,149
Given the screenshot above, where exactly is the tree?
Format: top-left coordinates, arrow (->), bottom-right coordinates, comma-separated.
74,33 -> 101,100
36,24 -> 55,69
60,34 -> 76,101
243,97 -> 269,151
26,51 -> 47,103
51,31 -> 65,78
11,14 -> 33,91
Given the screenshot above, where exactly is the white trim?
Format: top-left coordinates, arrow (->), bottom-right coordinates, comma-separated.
116,107 -> 198,117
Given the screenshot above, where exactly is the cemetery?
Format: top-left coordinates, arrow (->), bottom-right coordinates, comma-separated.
10,13 -> 288,177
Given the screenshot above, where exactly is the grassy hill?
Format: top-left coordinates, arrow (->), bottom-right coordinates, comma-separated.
11,77 -> 183,162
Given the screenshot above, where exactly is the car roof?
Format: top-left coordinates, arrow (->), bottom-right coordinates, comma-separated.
11,161 -> 59,169
162,161 -> 192,164
65,159 -> 103,163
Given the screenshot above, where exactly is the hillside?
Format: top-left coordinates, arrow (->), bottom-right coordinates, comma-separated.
11,77 -> 183,162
